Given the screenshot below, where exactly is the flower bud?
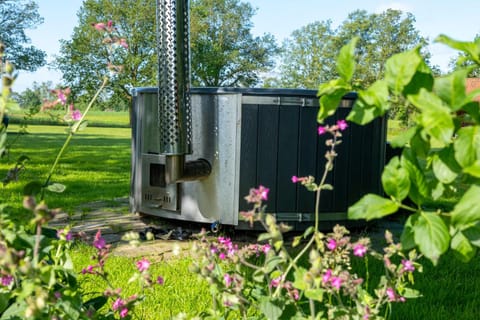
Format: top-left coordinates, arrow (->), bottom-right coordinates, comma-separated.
5,61 -> 14,74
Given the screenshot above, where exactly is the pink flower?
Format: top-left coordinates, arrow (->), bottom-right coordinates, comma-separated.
82,265 -> 94,274
261,244 -> 271,254
326,238 -> 337,251
331,276 -> 342,290
93,22 -> 106,31
120,308 -> 128,318
336,119 -> 348,131
270,275 -> 284,288
291,175 -> 299,183
107,20 -> 113,28
219,252 -> 226,260
1,275 -> 13,286
322,269 -> 332,284
136,257 -> 150,272
258,185 -> 269,201
93,230 -> 106,249
224,273 -> 233,287
318,126 -> 327,135
401,259 -> 415,272
112,298 -> 125,311
353,243 -> 367,257
156,276 -> 164,285
72,109 -> 82,121
118,38 -> 128,49
386,287 -> 396,301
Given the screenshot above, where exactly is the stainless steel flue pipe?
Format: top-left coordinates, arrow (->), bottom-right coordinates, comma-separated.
156,0 -> 210,184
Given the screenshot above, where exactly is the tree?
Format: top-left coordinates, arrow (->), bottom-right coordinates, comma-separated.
55,0 -> 279,109
54,0 -> 156,111
14,81 -> 54,111
0,0 -> 46,71
277,9 -> 430,89
190,0 -> 278,87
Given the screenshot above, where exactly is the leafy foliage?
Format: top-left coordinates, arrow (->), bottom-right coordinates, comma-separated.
318,36 -> 480,265
190,0 -> 279,87
0,0 -> 46,72
277,9 -> 430,90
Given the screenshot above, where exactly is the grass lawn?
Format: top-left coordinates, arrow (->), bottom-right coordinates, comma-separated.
0,124 -> 131,218
1,120 -> 480,319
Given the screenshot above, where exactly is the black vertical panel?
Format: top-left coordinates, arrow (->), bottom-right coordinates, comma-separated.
257,105 -> 279,212
239,104 -> 258,211
361,120 -> 375,195
315,114 -> 335,212
346,121 -> 366,206
276,105 -> 300,212
297,107 -> 318,213
369,117 -> 387,194
331,107 -> 351,212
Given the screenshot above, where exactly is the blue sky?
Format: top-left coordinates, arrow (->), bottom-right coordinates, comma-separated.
14,0 -> 480,92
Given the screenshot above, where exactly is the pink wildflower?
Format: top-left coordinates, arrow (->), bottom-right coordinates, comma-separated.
258,185 -> 269,201
326,238 -> 337,251
118,38 -> 128,49
386,287 -> 396,301
120,308 -> 128,318
336,119 -> 348,131
270,275 -> 284,288
322,269 -> 332,284
107,20 -> 113,29
219,252 -> 226,260
93,230 -> 106,249
1,275 -> 13,286
261,244 -> 271,254
318,126 -> 327,135
136,257 -> 150,272
401,259 -> 415,272
156,276 -> 164,285
353,243 -> 367,257
331,276 -> 343,290
291,175 -> 299,183
82,265 -> 94,274
112,298 -> 125,311
72,109 -> 82,121
224,273 -> 233,287
93,22 -> 106,31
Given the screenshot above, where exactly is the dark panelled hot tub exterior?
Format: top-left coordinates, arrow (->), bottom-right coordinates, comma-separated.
130,87 -> 387,230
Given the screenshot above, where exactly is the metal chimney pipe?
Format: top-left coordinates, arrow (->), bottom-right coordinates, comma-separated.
157,0 -> 211,184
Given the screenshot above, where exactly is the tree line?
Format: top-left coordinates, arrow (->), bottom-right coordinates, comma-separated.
2,0 -> 478,116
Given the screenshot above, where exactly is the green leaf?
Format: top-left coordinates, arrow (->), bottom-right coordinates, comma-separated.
348,194 -> 399,220
403,60 -> 434,95
305,288 -> 325,302
263,256 -> 283,274
451,230 -> 476,262
408,88 -> 454,146
382,157 -> 410,201
385,47 -> 423,94
401,148 -> 430,205
46,183 -> 67,193
336,37 -> 358,82
463,161 -> 480,177
348,80 -> 389,125
413,211 -> 450,264
432,152 -> 458,184
259,297 -> 283,320
463,222 -> 480,247
390,126 -> 416,148
454,126 -> 480,169
434,68 -> 472,111
435,35 -> 480,64
317,78 -> 350,123
401,213 -> 419,250
0,291 -> 11,314
451,185 -> 480,228
401,287 -> 422,299
293,267 -> 308,290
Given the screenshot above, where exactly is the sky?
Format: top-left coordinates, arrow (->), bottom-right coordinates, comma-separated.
14,0 -> 480,92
